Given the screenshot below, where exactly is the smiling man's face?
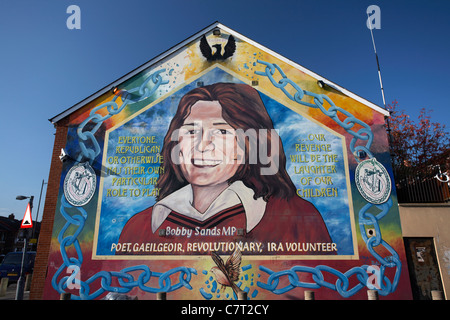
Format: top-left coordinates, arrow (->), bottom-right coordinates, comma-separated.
177,100 -> 244,187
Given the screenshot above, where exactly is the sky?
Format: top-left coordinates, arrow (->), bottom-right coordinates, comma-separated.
0,0 -> 449,221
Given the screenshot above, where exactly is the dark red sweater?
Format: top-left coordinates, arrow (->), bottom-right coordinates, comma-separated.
117,195 -> 335,256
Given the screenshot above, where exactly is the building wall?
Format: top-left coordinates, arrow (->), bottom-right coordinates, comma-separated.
32,26 -> 413,300
399,204 -> 450,299
30,118 -> 68,300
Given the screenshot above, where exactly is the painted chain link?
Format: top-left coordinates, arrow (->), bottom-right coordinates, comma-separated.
52,69 -> 197,299
76,69 -> 169,164
255,60 -> 401,297
255,60 -> 374,161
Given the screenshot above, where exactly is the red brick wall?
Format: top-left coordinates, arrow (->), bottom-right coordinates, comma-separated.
29,117 -> 68,300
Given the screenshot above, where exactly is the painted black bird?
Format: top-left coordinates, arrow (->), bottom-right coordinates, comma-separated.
210,248 -> 243,295
200,34 -> 236,61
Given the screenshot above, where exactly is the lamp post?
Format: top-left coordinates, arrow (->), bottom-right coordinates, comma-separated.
15,195 -> 33,300
32,180 -> 47,248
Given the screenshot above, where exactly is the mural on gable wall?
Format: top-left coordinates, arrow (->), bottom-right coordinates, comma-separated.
44,26 -> 413,300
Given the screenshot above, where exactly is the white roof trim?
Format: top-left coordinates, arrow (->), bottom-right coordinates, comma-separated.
49,22 -> 388,124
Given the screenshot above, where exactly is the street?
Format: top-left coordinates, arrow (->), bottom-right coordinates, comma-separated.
0,283 -> 29,300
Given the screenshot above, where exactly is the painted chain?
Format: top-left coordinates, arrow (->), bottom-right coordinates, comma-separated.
255,60 -> 401,296
255,60 -> 374,161
76,69 -> 169,164
52,196 -> 197,300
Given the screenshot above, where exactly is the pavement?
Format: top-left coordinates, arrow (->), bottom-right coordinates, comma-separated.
0,283 -> 30,300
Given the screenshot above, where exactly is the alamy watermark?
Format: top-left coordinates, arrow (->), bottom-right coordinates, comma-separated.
169,126 -> 280,176
366,265 -> 382,290
366,5 -> 381,30
66,5 -> 81,30
66,265 -> 81,289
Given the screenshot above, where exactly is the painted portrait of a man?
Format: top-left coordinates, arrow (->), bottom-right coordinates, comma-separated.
117,82 -> 334,255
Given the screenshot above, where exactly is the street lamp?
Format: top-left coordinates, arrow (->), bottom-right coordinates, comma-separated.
31,180 -> 46,245
15,195 -> 33,301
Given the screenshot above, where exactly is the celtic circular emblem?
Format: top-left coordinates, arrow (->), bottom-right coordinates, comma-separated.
355,158 -> 391,204
64,162 -> 96,206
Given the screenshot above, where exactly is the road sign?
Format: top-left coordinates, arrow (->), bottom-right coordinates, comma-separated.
20,203 -> 33,229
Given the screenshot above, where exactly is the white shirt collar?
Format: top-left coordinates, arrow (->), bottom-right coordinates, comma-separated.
151,181 -> 266,233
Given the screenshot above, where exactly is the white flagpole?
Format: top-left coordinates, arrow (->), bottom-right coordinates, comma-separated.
367,12 -> 387,110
